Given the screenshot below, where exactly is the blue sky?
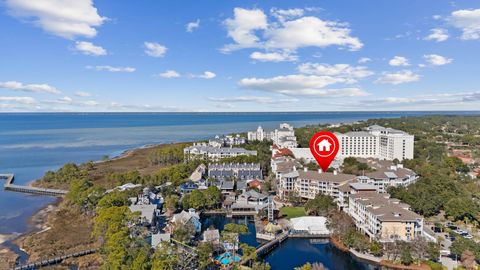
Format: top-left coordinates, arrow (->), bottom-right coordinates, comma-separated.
0,0 -> 479,112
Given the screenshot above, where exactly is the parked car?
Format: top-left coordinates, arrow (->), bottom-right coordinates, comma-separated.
463,234 -> 474,239
433,226 -> 442,233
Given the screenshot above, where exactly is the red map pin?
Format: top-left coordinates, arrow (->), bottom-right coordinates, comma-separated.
309,131 -> 339,172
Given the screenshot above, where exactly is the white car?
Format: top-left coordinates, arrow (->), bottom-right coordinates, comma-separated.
453,229 -> 464,234
463,234 -> 474,239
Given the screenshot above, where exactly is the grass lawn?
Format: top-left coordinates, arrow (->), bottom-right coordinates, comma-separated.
280,206 -> 306,219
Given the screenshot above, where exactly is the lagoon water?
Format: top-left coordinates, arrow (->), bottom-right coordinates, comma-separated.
0,112 -> 477,268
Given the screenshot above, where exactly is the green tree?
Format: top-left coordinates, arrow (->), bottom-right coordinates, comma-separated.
222,223 -> 249,267
305,194 -> 336,216
445,197 -> 478,222
97,190 -> 129,209
165,194 -> 179,215
252,262 -> 271,270
131,246 -> 152,270
197,242 -> 214,270
369,241 -> 383,257
204,186 -> 221,209
172,222 -> 195,244
152,242 -> 180,270
240,243 -> 257,267
400,244 -> 413,265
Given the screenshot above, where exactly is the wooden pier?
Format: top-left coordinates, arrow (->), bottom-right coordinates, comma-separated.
13,248 -> 97,270
1,174 -> 67,197
255,231 -> 289,256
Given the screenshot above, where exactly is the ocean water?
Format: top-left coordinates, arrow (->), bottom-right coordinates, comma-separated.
0,111 -> 478,253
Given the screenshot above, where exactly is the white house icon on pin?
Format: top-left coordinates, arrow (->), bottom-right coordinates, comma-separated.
317,139 -> 332,152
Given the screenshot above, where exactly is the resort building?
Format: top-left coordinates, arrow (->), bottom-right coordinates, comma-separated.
278,168 -> 357,203
129,204 -> 159,227
335,125 -> 414,161
209,134 -> 246,147
361,163 -> 418,193
189,164 -> 206,182
151,233 -> 171,248
184,143 -> 257,161
230,190 -> 270,214
247,123 -> 298,149
208,163 -> 263,181
271,156 -> 302,180
171,208 -> 202,233
289,147 -> 342,168
348,192 -> 424,242
337,182 -> 378,211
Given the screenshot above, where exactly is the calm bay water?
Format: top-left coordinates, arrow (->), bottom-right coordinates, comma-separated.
201,215 -> 380,269
0,112 -> 478,267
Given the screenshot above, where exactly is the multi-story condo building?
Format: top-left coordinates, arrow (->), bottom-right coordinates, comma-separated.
247,123 -> 298,149
335,125 -> 414,161
208,134 -> 246,147
279,168 -> 357,204
348,192 -> 424,242
208,163 -> 263,181
355,158 -> 418,192
184,143 -> 256,161
271,156 -> 302,180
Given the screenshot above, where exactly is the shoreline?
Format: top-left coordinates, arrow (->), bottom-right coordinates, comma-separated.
4,141 -> 179,262
329,236 -> 431,270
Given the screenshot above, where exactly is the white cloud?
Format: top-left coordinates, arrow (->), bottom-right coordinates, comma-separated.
158,70 -> 181,78
250,51 -> 297,62
75,41 -> 107,56
239,74 -> 368,97
270,8 -> 304,22
0,96 -> 37,104
223,8 -> 268,52
209,96 -> 298,104
264,16 -> 363,51
352,91 -> 480,108
45,96 -> 73,104
194,71 -> 216,79
297,63 -> 374,79
222,8 -> 363,53
0,81 -> 61,94
86,65 -> 136,72
375,70 -> 420,85
423,54 -> 453,66
388,56 -> 409,66
186,19 -> 200,32
424,28 -> 449,42
81,100 -> 99,106
75,91 -> 92,97
5,0 -> 105,39
144,42 -> 167,57
449,9 -> 480,40
358,57 -> 371,64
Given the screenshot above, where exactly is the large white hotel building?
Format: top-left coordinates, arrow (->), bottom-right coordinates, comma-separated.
335,125 -> 414,161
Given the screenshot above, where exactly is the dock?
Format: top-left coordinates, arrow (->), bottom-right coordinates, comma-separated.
255,231 -> 289,256
13,248 -> 97,270
1,174 -> 68,197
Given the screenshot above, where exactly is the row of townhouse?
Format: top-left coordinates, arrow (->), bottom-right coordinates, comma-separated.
183,143 -> 257,161
208,162 -> 263,181
247,123 -> 298,149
